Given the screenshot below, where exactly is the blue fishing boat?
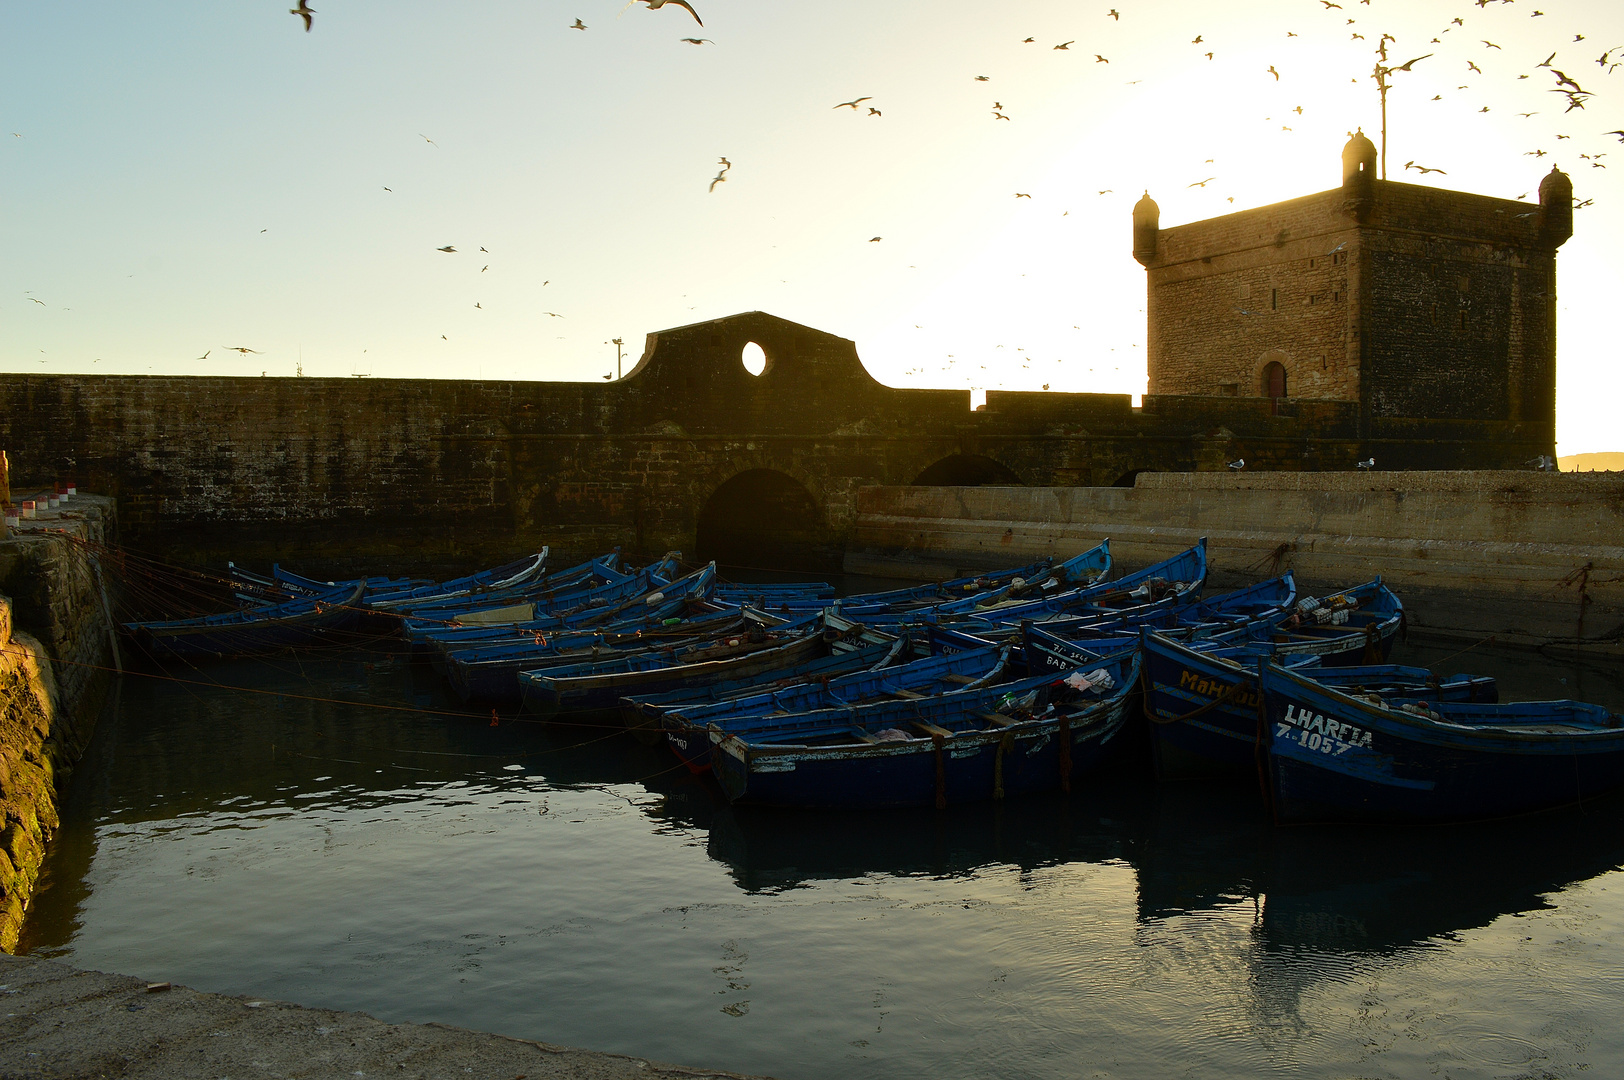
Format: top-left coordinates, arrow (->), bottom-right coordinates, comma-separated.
708,647 -> 1140,809
520,614 -> 899,719
442,600 -> 778,703
400,554 -> 686,651
1236,578 -> 1403,665
851,539 -> 1203,629
652,642 -> 1018,772
767,543 -> 1111,616
125,580 -> 367,659
1259,659 -> 1624,824
1141,630 -> 1497,778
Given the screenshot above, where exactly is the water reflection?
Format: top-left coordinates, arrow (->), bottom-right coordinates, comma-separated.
22,643 -> 1624,1080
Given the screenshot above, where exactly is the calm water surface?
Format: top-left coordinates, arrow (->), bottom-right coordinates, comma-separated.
23,628 -> 1624,1080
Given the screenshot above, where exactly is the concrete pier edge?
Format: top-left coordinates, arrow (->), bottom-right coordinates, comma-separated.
0,952 -> 774,1080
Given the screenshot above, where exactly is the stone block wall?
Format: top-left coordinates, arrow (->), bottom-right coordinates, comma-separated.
0,496 -> 119,951
1139,176 -> 1562,433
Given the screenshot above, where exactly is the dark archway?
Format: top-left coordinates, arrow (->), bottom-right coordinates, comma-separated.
695,469 -> 840,573
1113,469 -> 1149,488
911,454 -> 1023,486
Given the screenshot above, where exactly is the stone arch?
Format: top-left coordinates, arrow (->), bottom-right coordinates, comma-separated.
911,454 -> 1024,486
1255,350 -> 1290,399
695,468 -> 840,573
1112,468 -> 1150,488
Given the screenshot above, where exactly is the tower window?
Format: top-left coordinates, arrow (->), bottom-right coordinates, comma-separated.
1331,252 -> 1347,266
1270,288 -> 1278,311
1458,310 -> 1469,332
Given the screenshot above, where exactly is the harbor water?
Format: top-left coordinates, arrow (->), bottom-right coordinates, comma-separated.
20,623 -> 1624,1080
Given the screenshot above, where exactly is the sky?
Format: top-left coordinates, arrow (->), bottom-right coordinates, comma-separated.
3,0 -> 1621,454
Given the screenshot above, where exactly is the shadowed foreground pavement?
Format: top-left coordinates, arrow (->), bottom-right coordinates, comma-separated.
0,953 -> 773,1080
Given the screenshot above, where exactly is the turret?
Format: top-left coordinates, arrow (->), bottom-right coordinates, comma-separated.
1537,165 -> 1573,248
1132,191 -> 1160,266
1341,129 -> 1377,222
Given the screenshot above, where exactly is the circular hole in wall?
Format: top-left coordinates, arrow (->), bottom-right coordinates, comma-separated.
741,341 -> 767,377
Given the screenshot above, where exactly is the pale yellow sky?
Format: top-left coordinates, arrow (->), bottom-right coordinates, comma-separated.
3,1 -> 1620,452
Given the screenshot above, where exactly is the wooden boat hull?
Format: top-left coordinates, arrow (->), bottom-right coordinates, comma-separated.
127,581 -> 367,659
709,652 -> 1139,809
1141,630 -> 1497,778
1260,661 -> 1624,824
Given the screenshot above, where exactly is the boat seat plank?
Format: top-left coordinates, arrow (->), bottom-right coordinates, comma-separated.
912,720 -> 954,739
976,711 -> 1016,728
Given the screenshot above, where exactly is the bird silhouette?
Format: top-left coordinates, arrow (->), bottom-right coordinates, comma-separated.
1467,61 -> 1481,73
709,170 -> 727,192
196,350 -> 210,359
419,134 -> 437,146
680,37 -> 713,44
1094,53 -> 1109,63
624,0 -> 702,25
27,297 -> 45,305
437,245 -> 456,253
833,96 -> 873,109
1355,457 -> 1375,469
869,237 -> 882,242
1054,41 -> 1074,50
1227,459 -> 1245,470
1192,35 -> 1202,43
290,1 -> 314,31
1403,162 -> 1446,174
1482,39 -> 1501,49
545,312 -> 565,318
975,75 -> 990,81
868,107 -> 882,116
1107,9 -> 1119,19
1267,65 -> 1280,79
225,346 -> 262,355
571,18 -> 587,29
993,111 -> 1010,120
1188,177 -> 1216,187
1014,192 -> 1031,198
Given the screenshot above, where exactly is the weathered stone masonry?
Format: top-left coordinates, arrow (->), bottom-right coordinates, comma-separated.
0,307 -> 1553,576
1134,133 -> 1569,429
0,497 -> 118,951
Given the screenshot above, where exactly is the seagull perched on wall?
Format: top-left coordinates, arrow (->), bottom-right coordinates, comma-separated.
1525,454 -> 1557,471
1355,457 -> 1375,469
1227,458 -> 1246,470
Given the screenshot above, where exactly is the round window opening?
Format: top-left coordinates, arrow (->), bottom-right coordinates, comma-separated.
741,341 -> 767,377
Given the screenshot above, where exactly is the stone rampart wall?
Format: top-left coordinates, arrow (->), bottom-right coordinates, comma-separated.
846,472 -> 1624,648
0,496 -> 118,950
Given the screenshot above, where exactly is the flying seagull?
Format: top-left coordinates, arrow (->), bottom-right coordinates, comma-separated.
626,0 -> 702,26
437,245 -> 457,252
833,96 -> 873,109
196,350 -> 210,360
680,37 -> 713,44
290,1 -> 314,31
225,346 -> 262,355
709,169 -> 727,192
571,18 -> 587,29
1054,41 -> 1074,50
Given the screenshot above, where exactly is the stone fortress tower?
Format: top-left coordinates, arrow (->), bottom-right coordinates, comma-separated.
1132,134 -> 1571,430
